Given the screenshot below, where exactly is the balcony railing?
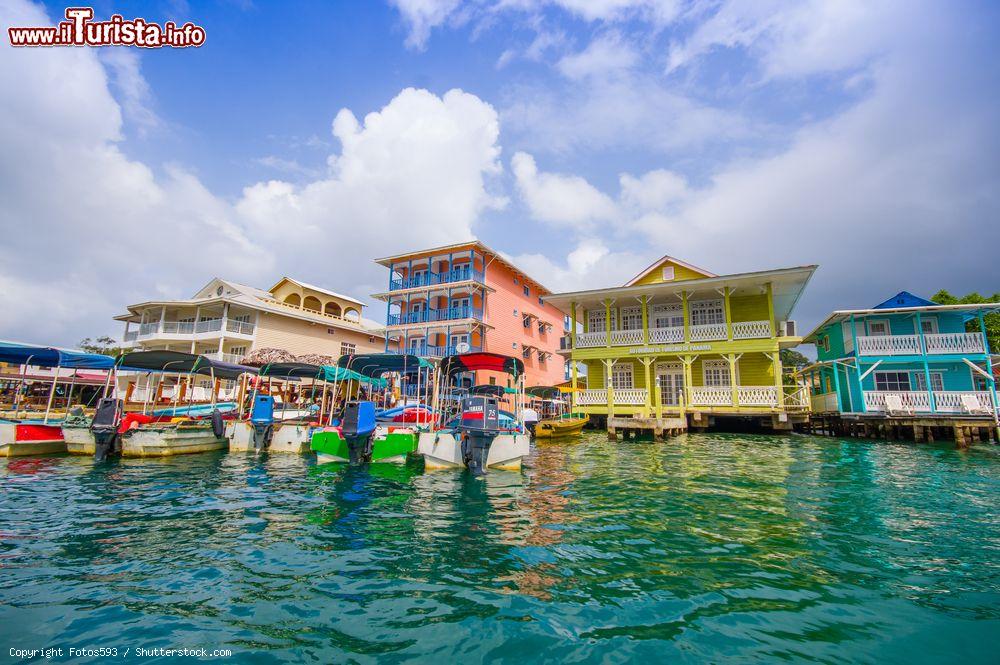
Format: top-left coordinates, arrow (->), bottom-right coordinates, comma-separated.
736,386 -> 778,406
649,326 -> 683,344
857,335 -> 920,356
610,329 -> 644,346
732,320 -> 772,339
864,390 -> 994,414
392,344 -> 483,357
387,306 -> 484,326
576,389 -> 607,405
690,323 -> 727,342
202,352 -> 246,364
162,321 -> 196,334
126,318 -> 255,341
574,331 -> 606,348
924,333 -> 985,355
123,330 -> 139,342
226,319 -> 255,335
195,319 -> 223,333
389,266 -> 485,291
689,386 -> 733,406
810,392 -> 839,413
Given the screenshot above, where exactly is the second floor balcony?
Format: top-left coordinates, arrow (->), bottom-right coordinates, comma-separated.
389,265 -> 485,292
566,319 -> 774,349
124,317 -> 256,343
854,332 -> 985,356
386,305 -> 484,326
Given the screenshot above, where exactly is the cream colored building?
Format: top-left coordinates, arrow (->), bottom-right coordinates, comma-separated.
116,277 -> 388,362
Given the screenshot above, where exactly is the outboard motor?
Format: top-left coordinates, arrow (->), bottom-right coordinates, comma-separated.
458,396 -> 500,476
342,400 -> 377,465
91,398 -> 123,462
249,395 -> 275,451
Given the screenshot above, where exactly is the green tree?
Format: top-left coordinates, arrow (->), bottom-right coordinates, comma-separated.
78,336 -> 126,357
931,290 -> 1000,352
780,348 -> 810,377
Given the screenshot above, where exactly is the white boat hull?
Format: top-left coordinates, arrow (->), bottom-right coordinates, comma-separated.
417,430 -> 528,470
122,425 -> 226,457
0,421 -> 66,457
63,425 -> 96,455
227,421 -> 313,453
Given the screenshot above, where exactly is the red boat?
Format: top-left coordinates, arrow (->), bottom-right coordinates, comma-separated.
0,420 -> 66,457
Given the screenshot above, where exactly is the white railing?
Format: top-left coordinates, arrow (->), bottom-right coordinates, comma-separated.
138,322 -> 158,336
123,330 -> 138,342
863,391 -> 931,412
690,323 -> 727,341
226,319 -> 256,335
857,335 -> 920,356
932,391 -> 994,414
575,389 -> 607,405
162,321 -> 196,334
737,386 -> 778,406
575,332 -> 606,348
732,320 -> 772,339
784,386 -> 810,409
202,352 -> 246,364
610,329 -> 645,346
649,326 -> 683,343
613,389 -> 647,405
810,392 -> 839,412
924,333 -> 985,355
195,319 -> 223,333
689,386 -> 733,406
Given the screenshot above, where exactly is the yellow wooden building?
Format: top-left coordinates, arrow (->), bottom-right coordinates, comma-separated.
541,256 -> 816,431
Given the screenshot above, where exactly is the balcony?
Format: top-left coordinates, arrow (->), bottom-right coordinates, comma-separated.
389,266 -> 485,291
649,326 -> 683,344
690,323 -> 727,342
610,329 -> 644,346
732,320 -> 772,339
124,318 -> 256,343
392,344 -> 483,357
386,306 -> 484,326
856,332 -> 985,356
863,390 -> 994,414
202,351 -> 247,364
574,385 -> 784,408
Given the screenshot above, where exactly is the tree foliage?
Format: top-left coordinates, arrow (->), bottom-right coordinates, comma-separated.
780,349 -> 810,376
930,290 -> 1000,352
78,336 -> 127,357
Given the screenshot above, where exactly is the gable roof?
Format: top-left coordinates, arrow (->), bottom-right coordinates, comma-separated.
872,291 -> 937,309
268,277 -> 365,307
624,254 -> 716,286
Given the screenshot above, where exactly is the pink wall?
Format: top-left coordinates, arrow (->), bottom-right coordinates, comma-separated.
484,259 -> 565,387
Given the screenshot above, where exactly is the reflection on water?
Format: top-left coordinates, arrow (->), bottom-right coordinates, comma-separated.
1,434 -> 999,663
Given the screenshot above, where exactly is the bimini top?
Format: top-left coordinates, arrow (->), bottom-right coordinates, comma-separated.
470,384 -> 515,397
440,352 -> 524,377
0,341 -> 117,369
119,350 -> 257,380
258,362 -> 324,379
527,386 -> 561,399
337,353 -> 433,378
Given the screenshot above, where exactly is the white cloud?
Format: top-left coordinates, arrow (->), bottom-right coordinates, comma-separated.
388,0 -> 462,49
509,238 -> 642,293
99,49 -> 160,135
556,31 -> 638,80
511,152 -> 617,227
0,2 -> 506,345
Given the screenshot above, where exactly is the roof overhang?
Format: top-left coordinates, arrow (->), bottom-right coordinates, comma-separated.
624,254 -> 717,286
802,303 -> 1000,343
542,265 -> 817,323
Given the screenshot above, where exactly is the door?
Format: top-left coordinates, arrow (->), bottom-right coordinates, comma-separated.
656,363 -> 684,405
450,333 -> 470,353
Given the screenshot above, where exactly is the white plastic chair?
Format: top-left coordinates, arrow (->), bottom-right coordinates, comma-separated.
960,394 -> 989,415
884,394 -> 912,416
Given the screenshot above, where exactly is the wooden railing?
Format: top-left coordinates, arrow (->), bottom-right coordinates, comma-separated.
649,326 -> 683,343
931,391 -> 994,413
863,391 -> 931,412
857,335 -> 920,356
610,329 -> 644,346
613,389 -> 647,405
575,332 -> 606,348
732,320 -> 772,339
575,389 -> 607,405
924,333 -> 985,355
737,386 -> 778,406
690,323 -> 727,341
689,386 -> 732,406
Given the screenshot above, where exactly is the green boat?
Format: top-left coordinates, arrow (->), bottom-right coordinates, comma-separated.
310,353 -> 434,465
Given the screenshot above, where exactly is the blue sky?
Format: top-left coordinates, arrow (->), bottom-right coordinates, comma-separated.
2,0 -> 999,346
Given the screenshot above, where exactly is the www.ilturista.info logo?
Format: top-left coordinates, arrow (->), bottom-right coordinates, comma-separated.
8,7 -> 206,48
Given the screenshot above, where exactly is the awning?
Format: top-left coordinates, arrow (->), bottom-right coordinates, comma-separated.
259,362 -> 324,380
0,341 -> 116,369
119,350 -> 257,379
527,386 -> 561,399
319,365 -> 388,388
336,353 -> 433,377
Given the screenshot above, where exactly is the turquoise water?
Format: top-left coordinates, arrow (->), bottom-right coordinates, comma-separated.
1,433 -> 999,663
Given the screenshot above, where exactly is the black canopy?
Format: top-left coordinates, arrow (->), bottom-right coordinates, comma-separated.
258,362 -> 323,379
119,350 -> 256,380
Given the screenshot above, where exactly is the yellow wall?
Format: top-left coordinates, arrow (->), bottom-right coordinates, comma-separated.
254,312 -> 384,357
631,258 -> 712,286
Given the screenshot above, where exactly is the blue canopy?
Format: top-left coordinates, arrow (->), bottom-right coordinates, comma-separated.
0,341 -> 116,369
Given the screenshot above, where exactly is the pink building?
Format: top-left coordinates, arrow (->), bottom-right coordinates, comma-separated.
373,241 -> 566,387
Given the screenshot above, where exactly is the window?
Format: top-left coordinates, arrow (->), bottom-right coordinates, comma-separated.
408,337 -> 424,352
919,317 -> 939,335
610,363 -> 634,390
662,266 -> 675,280
913,372 -> 944,392
874,371 -> 910,391
340,342 -> 356,356
703,360 -> 731,387
538,296 -> 544,306
411,301 -> 425,312
588,308 -> 616,333
691,300 -> 724,326
229,345 -> 247,357
451,297 -> 470,311
620,306 -> 642,330
868,319 -> 890,336
842,321 -> 854,352
523,285 -> 530,297
450,333 -> 469,348
233,314 -> 251,323
652,303 -> 683,329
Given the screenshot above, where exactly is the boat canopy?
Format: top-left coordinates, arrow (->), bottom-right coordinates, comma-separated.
470,384 -> 517,396
319,365 -> 387,388
0,341 -> 116,369
440,352 -> 524,377
527,386 -> 561,399
337,353 -> 432,377
258,362 -> 324,379
119,350 -> 257,380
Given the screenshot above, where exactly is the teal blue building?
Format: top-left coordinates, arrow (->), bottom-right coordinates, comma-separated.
801,292 -> 998,418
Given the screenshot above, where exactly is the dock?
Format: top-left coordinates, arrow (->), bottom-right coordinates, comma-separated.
607,416 -> 687,441
806,413 -> 999,446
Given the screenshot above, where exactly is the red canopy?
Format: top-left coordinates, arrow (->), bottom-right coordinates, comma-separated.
440,353 -> 524,377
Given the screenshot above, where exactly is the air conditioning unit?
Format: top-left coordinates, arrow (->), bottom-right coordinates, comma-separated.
784,320 -> 797,337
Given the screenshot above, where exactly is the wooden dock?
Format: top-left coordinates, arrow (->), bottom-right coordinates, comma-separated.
607,416 -> 687,441
805,413 -> 999,446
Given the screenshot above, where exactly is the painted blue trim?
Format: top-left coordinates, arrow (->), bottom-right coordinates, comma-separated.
916,311 -> 936,412
850,314 -> 866,413
831,360 -> 843,412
